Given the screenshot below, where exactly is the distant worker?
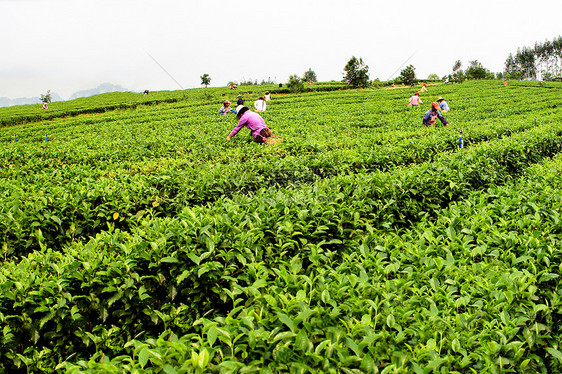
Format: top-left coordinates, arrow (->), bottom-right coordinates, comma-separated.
420,83 -> 428,93
143,89 -> 150,95
236,94 -> 244,106
408,92 -> 423,106
226,105 -> 274,143
41,103 -> 48,110
219,100 -> 237,115
504,79 -> 508,86
423,102 -> 449,127
437,96 -> 450,112
254,97 -> 267,112
264,91 -> 271,101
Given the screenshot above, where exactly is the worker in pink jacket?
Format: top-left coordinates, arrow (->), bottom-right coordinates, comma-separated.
408,92 -> 423,106
226,105 -> 273,143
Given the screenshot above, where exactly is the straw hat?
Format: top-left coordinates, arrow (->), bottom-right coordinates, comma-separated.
437,96 -> 445,101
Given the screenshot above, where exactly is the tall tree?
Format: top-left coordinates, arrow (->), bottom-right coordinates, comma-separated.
448,60 -> 465,83
465,60 -> 492,80
200,73 -> 211,88
40,90 -> 52,104
343,56 -> 370,87
399,64 -> 416,85
303,68 -> 317,83
453,60 -> 462,72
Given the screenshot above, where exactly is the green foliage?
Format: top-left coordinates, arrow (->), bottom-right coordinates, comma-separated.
427,73 -> 440,80
541,71 -> 562,81
399,64 -> 417,85
303,68 -> 317,83
371,78 -> 383,88
343,56 -> 370,87
448,60 -> 466,83
465,60 -> 494,80
200,73 -> 211,88
287,74 -> 304,93
453,60 -> 462,72
1,81 -> 562,372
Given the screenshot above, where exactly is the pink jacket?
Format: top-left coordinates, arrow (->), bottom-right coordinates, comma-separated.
229,111 -> 269,139
409,95 -> 421,105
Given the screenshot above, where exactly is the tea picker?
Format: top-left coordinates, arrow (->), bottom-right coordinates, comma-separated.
459,130 -> 463,149
422,102 -> 449,127
226,105 -> 275,144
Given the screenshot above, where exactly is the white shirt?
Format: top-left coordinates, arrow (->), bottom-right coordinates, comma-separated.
254,99 -> 267,112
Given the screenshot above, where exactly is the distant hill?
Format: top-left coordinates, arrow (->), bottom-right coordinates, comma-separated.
0,92 -> 63,108
0,83 -> 132,108
69,83 -> 129,100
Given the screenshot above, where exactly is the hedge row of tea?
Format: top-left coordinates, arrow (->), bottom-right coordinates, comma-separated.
1,117 -> 553,258
54,155 -> 561,373
1,81 -> 562,372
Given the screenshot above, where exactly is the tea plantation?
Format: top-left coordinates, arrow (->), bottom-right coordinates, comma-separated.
1,80 -> 562,373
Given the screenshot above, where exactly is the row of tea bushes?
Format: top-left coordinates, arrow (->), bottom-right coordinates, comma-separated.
1,121 -> 562,371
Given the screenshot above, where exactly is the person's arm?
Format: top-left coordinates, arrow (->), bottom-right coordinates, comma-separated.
437,112 -> 449,126
227,117 -> 246,139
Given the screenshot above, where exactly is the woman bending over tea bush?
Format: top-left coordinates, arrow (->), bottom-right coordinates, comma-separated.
226,105 -> 275,143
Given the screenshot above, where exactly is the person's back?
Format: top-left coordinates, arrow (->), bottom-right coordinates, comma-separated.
239,110 -> 266,130
254,97 -> 267,112
437,97 -> 450,112
408,92 -> 422,106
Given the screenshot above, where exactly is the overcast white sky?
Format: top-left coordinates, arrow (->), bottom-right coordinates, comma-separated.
1,0 -> 560,99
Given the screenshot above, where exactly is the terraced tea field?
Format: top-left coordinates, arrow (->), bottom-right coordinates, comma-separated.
1,80 -> 562,373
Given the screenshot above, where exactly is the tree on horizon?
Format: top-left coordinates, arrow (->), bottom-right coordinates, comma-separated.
200,74 -> 211,88
343,56 -> 369,87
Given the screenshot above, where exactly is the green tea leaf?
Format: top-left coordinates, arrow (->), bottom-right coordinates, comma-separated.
277,312 -> 295,333
207,325 -> 218,346
138,347 -> 149,368
546,347 -> 562,364
160,256 -> 178,263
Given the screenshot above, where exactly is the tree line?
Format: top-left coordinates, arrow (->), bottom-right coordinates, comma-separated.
505,36 -> 562,81
198,36 -> 562,92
